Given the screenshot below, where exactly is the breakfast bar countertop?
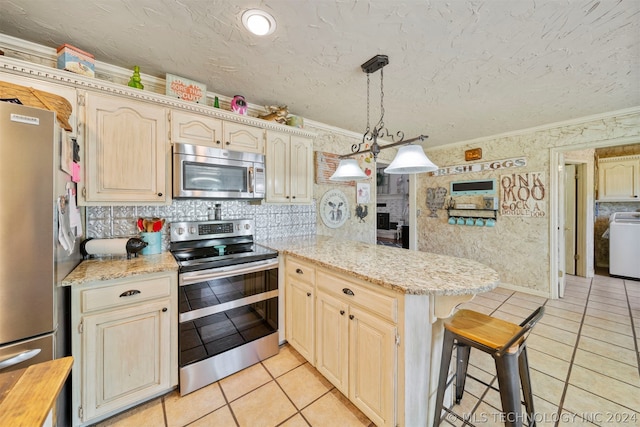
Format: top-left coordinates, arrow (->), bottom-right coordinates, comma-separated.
60,252 -> 178,286
260,236 -> 499,296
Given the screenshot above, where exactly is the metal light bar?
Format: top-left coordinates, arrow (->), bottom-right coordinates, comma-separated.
339,135 -> 428,159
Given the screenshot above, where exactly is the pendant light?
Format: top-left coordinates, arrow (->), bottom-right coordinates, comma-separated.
331,54 -> 438,180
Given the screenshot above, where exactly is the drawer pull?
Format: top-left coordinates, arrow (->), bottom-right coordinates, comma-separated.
119,289 -> 141,298
349,314 -> 354,320
296,268 -> 304,274
162,307 -> 168,312
306,292 -> 311,297
340,310 -> 345,315
342,288 -> 355,296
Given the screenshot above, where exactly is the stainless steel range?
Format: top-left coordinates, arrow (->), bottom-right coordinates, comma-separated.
170,219 -> 279,395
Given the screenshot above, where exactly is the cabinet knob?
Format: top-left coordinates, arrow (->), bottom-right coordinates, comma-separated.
119,289 -> 141,297
292,196 -> 296,199
306,292 -> 311,297
157,192 -> 163,197
225,141 -> 231,145
342,288 -> 355,296
296,268 -> 303,274
162,307 -> 168,312
340,310 -> 345,315
349,314 -> 354,320
216,140 -> 221,145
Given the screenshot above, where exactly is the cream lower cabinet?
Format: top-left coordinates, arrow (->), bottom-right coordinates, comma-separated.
71,271 -> 177,426
81,91 -> 169,205
265,131 -> 313,203
285,258 -> 315,362
315,270 -> 397,427
169,110 -> 264,153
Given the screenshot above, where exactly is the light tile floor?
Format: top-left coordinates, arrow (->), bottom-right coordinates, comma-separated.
95,273 -> 639,427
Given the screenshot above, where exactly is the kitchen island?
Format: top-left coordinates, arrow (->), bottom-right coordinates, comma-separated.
262,236 -> 499,427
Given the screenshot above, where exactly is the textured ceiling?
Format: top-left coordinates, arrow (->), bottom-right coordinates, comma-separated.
0,0 -> 638,148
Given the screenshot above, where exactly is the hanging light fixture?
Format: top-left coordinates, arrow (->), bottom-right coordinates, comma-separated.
330,54 -> 438,181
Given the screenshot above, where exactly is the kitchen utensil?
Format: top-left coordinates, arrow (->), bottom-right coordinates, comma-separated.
465,218 -> 474,226
448,217 -> 456,225
137,218 -> 144,232
475,218 -> 484,226
456,217 -> 465,225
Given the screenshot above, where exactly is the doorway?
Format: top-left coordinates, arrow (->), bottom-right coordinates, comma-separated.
375,163 -> 410,248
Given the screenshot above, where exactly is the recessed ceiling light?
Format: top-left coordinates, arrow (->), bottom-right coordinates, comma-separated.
242,9 -> 276,36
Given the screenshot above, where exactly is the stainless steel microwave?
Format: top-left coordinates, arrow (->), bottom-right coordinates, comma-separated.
173,143 -> 265,199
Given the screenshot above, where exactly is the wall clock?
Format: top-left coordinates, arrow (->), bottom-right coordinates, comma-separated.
319,189 -> 349,228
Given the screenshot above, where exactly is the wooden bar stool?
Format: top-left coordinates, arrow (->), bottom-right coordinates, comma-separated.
433,306 -> 545,427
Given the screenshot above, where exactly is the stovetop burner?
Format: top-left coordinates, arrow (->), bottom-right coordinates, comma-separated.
169,219 -> 277,273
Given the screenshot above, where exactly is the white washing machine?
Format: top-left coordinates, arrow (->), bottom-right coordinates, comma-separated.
609,212 -> 640,279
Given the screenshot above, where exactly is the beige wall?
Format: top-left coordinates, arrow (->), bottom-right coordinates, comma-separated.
416,110 -> 640,295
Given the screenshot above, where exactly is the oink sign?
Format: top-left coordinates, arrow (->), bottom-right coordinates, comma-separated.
500,172 -> 546,217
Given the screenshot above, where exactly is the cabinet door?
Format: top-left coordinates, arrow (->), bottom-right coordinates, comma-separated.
349,306 -> 396,427
84,93 -> 168,204
289,136 -> 313,203
598,157 -> 640,200
171,110 -> 222,148
315,290 -> 349,395
266,131 -> 290,203
285,279 -> 315,363
81,299 -> 171,422
223,121 -> 264,153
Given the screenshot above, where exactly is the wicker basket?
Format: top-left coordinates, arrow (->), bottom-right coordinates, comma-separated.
0,81 -> 72,131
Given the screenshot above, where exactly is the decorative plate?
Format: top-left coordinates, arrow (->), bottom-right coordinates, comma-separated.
319,189 -> 349,228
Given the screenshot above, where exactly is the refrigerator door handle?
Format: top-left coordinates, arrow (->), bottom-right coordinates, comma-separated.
0,349 -> 42,371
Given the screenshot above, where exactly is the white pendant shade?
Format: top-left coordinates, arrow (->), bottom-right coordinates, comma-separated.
384,145 -> 438,174
330,159 -> 367,181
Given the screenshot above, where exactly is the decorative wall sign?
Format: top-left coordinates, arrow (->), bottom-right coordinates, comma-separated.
499,172 -> 546,217
357,183 -> 370,203
426,187 -> 447,217
431,157 -> 526,176
166,73 -> 206,103
320,189 -> 349,228
465,148 -> 482,161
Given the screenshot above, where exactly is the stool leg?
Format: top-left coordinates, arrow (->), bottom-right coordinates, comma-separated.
495,352 -> 523,427
433,330 -> 455,427
519,346 -> 536,427
455,344 -> 471,403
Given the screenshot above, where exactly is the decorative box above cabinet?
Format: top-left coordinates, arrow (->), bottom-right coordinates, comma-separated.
170,110 -> 264,154
597,155 -> 640,201
265,131 -> 313,204
80,91 -> 170,205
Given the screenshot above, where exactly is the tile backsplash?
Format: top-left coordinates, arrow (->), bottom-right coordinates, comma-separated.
86,200 -> 317,250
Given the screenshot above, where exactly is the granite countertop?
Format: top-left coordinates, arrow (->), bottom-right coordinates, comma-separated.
261,236 -> 499,296
61,252 -> 178,286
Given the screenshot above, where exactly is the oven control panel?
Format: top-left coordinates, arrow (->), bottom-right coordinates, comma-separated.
170,219 -> 253,242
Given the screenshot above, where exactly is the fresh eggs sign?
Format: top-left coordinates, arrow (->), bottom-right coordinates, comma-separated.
500,172 -> 546,217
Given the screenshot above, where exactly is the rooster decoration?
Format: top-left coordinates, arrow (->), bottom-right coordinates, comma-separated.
355,204 -> 368,222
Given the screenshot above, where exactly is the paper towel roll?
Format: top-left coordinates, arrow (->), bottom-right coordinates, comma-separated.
83,238 -> 129,255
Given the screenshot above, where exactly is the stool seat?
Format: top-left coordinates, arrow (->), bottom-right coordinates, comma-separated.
433,306 -> 545,427
444,309 -> 523,352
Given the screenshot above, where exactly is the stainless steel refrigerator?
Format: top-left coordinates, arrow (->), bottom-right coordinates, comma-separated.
0,102 -> 82,422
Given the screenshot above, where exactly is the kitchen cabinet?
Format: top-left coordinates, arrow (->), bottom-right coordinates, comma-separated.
170,110 -> 264,154
71,271 -> 177,426
315,270 -> 397,427
81,91 -> 170,205
265,131 -> 313,203
597,155 -> 640,201
284,258 -> 315,363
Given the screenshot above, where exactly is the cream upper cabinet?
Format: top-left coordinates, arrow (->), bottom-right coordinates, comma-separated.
285,258 -> 315,363
597,155 -> 640,201
170,110 -> 263,153
265,131 -> 313,203
223,121 -> 264,153
71,271 -> 177,426
170,110 -> 222,147
82,92 -> 169,205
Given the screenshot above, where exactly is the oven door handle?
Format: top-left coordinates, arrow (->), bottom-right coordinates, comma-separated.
180,258 -> 279,285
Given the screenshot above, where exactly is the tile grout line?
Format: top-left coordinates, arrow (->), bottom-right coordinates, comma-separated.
552,276 -> 593,427
622,279 -> 640,378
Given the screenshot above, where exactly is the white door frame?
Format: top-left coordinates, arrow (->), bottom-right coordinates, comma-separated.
549,136 -> 640,299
